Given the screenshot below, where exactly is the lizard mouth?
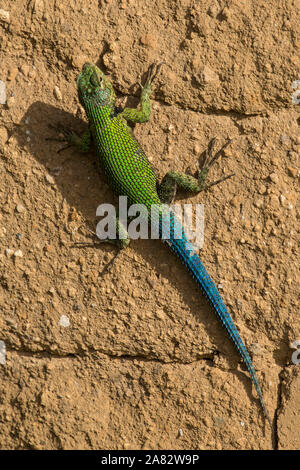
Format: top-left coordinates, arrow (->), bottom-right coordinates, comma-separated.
82,62 -> 94,72
80,62 -> 95,80
77,63 -> 95,90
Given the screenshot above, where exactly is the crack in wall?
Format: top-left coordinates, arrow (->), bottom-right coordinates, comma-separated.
3,343 -> 285,448
273,362 -> 297,450
4,345 -> 215,365
0,25 -> 296,117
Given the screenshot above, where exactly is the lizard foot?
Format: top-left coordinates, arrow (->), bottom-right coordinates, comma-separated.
141,61 -> 165,90
198,137 -> 235,190
73,224 -> 130,250
46,123 -> 79,153
47,123 -> 92,153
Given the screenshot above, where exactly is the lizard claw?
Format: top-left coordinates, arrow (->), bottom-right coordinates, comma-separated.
144,61 -> 165,87
46,123 -> 80,153
198,138 -> 235,190
201,137 -> 233,169
47,123 -> 75,140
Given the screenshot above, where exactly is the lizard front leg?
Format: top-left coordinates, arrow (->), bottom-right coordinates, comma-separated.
119,61 -> 164,124
47,124 -> 93,153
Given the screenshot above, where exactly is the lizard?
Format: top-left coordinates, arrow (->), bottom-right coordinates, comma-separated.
53,61 -> 272,431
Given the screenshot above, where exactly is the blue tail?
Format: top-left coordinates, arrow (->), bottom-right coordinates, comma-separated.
160,211 -> 271,428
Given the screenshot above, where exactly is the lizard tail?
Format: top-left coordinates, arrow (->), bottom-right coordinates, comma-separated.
161,212 -> 272,430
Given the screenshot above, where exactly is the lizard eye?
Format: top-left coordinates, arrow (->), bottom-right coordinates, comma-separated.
90,73 -> 102,87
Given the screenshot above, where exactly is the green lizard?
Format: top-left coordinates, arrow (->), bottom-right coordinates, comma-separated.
54,61 -> 272,430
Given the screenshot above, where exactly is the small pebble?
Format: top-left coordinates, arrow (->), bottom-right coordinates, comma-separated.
201,65 -> 220,85
16,204 -> 25,213
0,9 -> 10,23
294,136 -> 300,144
253,223 -> 261,232
7,67 -> 18,81
0,80 -> 6,104
258,184 -> 267,195
291,80 -> 300,90
254,199 -> 264,208
156,309 -> 165,319
287,167 -> 298,178
6,96 -> 15,109
193,143 -> 201,155
14,249 -> 23,258
230,196 -> 241,208
0,341 -> 6,365
250,343 -> 264,355
45,174 -> 55,185
269,172 -> 279,183
32,0 -> 44,14
20,64 -> 30,77
0,127 -> 8,145
53,86 -> 62,101
59,315 -> 70,327
207,3 -> 219,17
280,134 -> 290,145
279,194 -> 286,205
16,233 -> 22,240
139,33 -> 157,49
67,287 -> 76,298
178,428 -> 183,437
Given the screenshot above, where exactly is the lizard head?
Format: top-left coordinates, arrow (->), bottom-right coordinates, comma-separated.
77,62 -> 116,109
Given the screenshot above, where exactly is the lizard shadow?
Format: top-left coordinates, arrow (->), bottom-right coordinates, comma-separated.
16,101 -> 256,405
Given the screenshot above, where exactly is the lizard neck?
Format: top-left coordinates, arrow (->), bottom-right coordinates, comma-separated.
83,99 -> 115,126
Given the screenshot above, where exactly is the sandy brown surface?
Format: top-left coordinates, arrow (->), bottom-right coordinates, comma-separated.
0,0 -> 299,450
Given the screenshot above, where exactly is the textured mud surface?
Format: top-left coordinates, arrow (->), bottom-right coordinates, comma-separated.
0,0 -> 299,450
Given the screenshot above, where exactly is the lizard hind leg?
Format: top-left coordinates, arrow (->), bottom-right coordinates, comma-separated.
157,138 -> 235,203
198,137 -> 235,190
157,174 -> 177,204
72,217 -> 130,275
74,215 -> 130,251
96,215 -> 131,250
157,170 -> 204,203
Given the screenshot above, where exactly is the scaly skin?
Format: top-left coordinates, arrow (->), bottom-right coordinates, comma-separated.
57,61 -> 272,431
